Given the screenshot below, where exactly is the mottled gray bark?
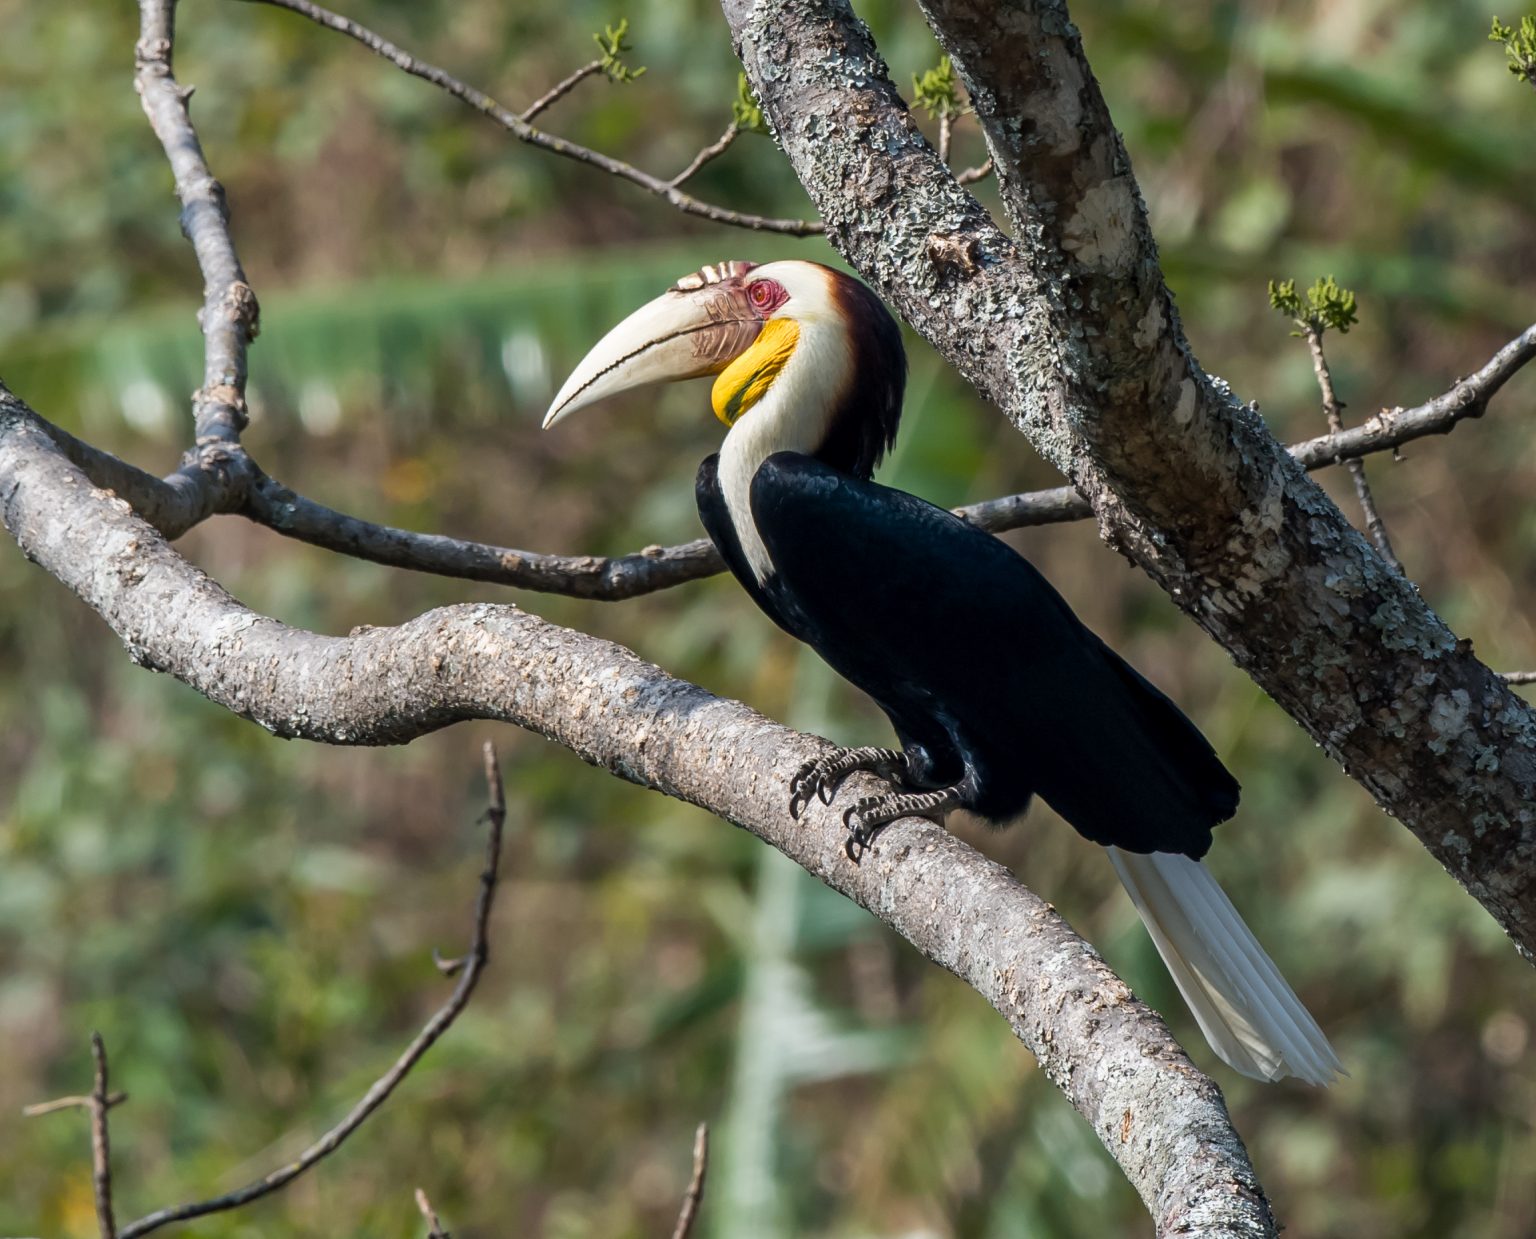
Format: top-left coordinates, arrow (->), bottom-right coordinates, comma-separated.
723,0 -> 1536,962
0,386 -> 1272,1237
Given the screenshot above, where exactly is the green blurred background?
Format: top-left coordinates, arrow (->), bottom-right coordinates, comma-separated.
3,0 -> 1535,1235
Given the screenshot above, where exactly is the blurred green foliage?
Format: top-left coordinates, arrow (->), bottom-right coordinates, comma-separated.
2,1 -> 1536,1236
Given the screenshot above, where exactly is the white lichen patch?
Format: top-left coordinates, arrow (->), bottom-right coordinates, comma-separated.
1017,54 -> 1085,156
1132,298 -> 1165,351
1060,176 -> 1138,274
1171,378 -> 1197,426
1427,688 -> 1472,754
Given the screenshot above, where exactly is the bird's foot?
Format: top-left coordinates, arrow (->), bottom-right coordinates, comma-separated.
789,747 -> 908,820
841,786 -> 964,862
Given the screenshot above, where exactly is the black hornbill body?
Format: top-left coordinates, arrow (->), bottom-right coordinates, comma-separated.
546,259 -> 1339,1085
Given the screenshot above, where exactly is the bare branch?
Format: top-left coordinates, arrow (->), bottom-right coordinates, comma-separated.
22,1091 -> 127,1119
670,1123 -> 709,1239
1302,324 -> 1403,573
671,124 -> 741,188
233,0 -> 823,236
43,316 -> 1530,604
1288,321 -> 1536,469
0,389 -> 1272,1233
955,155 -> 992,185
414,1187 -> 450,1238
23,1036 -> 126,1239
1502,671 -> 1536,685
90,1034 -> 118,1239
520,60 -> 603,123
113,742 -> 510,1239
135,0 -> 260,448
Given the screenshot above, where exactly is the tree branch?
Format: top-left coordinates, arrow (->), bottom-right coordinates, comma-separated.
90,1033 -> 118,1239
1302,325 -> 1402,573
48,317 -> 1529,602
414,1187 -> 451,1238
131,0 -> 260,526
723,0 -> 1536,973
520,60 -> 603,124
670,1123 -> 709,1239
135,0 -> 260,452
112,741 -> 510,1238
232,0 -> 822,236
0,387 -> 1274,1237
24,1035 -> 125,1239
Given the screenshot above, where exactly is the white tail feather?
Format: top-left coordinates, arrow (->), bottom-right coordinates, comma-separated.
1106,847 -> 1342,1086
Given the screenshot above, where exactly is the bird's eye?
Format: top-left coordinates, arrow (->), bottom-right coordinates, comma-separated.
747,279 -> 785,312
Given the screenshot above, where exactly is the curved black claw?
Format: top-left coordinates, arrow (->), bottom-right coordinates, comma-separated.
788,758 -> 824,821
787,747 -> 908,823
842,799 -> 890,862
839,785 -> 967,863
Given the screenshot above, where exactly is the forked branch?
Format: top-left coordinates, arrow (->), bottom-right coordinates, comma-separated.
107,743 -> 510,1238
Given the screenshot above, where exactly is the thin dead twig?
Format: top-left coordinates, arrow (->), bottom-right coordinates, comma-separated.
1303,324 -> 1404,574
1501,671 -> 1536,685
90,1034 -> 118,1239
23,1034 -> 126,1239
414,1187 -> 451,1238
956,156 -> 993,185
670,1123 -> 709,1239
114,742 -> 511,1239
233,0 -> 822,236
671,124 -> 741,188
521,60 -> 603,123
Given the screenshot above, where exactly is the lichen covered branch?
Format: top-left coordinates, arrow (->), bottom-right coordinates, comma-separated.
722,0 -> 1536,979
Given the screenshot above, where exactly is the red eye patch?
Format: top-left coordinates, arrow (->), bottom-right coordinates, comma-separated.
747,278 -> 788,314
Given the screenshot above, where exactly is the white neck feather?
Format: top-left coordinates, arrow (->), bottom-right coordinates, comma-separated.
717,317 -> 853,584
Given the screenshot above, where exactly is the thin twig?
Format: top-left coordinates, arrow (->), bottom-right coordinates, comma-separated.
671,124 -> 740,188
24,1037 -> 126,1239
956,156 -> 993,185
22,1091 -> 127,1118
90,1034 -> 118,1239
1502,671 -> 1536,685
937,113 -> 952,164
1304,324 -> 1404,574
115,743 -> 511,1239
670,1123 -> 709,1239
232,0 -> 822,236
520,60 -> 602,123
136,0 -> 261,447
414,1187 -> 451,1238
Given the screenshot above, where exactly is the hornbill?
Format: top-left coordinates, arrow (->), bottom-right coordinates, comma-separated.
544,259 -> 1341,1085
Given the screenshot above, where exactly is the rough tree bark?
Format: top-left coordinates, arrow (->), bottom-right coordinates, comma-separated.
723,0 -> 1536,961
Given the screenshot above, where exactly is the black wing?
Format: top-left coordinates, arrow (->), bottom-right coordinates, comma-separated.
748,452 -> 1238,857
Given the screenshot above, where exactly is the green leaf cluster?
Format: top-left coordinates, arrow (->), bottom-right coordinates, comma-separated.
593,18 -> 645,84
731,73 -> 768,135
1490,15 -> 1536,86
1268,274 -> 1360,336
911,55 -> 966,121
